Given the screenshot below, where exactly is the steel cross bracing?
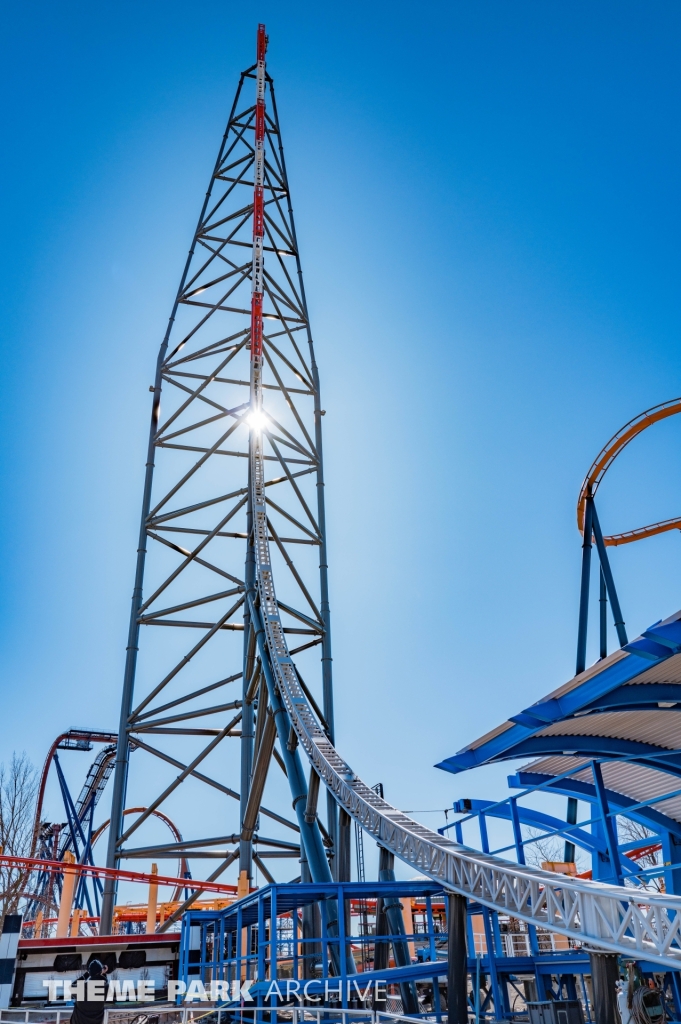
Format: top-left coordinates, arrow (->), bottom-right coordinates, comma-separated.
101,24 -> 334,930
102,25 -> 681,968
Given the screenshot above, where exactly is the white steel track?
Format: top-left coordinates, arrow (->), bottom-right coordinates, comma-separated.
250,423 -> 681,967
246,30 -> 681,971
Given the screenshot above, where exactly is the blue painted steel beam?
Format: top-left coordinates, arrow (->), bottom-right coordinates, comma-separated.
574,682 -> 681,713
451,797 -> 606,854
576,497 -> 594,675
510,772 -> 681,840
590,761 -> 623,884
247,595 -> 331,885
455,734 -> 681,771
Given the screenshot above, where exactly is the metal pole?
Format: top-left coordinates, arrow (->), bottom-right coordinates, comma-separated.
564,797 -> 578,863
475,953 -> 481,1024
599,567 -> 608,659
591,501 -> 628,648
377,848 -> 419,1014
447,893 -> 468,1024
589,953 -> 619,1024
100,73 -> 247,934
591,761 -> 623,884
576,496 -> 594,675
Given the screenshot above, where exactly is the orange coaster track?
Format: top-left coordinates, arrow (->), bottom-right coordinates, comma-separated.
577,396 -> 681,545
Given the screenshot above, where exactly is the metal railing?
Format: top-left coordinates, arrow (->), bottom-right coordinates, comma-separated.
0,1006 -> 455,1024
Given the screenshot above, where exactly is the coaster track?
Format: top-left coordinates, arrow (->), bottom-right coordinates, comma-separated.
252,397 -> 681,968
242,32 -> 681,972
577,397 -> 681,545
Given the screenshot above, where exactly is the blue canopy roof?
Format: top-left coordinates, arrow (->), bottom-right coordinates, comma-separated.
436,610 -> 681,803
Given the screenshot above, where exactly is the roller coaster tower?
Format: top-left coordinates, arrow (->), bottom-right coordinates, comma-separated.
101,25 -> 336,931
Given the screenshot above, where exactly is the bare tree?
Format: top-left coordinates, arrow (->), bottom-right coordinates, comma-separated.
522,827 -> 588,873
0,753 -> 38,929
617,816 -> 664,892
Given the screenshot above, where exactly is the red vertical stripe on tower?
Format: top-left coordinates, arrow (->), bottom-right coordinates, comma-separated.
253,188 -> 264,237
251,23 -> 267,362
255,100 -> 265,141
257,23 -> 266,62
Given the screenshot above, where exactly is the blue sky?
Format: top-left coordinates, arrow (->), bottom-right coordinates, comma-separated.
2,0 -> 681,879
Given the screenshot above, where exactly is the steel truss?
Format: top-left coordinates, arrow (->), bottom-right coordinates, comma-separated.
102,25 -> 681,970
101,25 -> 335,931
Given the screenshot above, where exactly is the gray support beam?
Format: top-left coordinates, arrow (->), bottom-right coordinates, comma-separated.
240,706 -> 276,842
300,857 -> 321,979
589,952 -> 619,1024
447,894 -> 469,1024
247,591 -> 355,978
240,459 -> 257,879
336,807 -> 351,882
373,901 -> 389,997
378,846 -> 419,1015
591,501 -> 628,648
599,568 -> 608,660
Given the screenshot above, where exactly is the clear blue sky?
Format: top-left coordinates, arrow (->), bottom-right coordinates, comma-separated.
2,0 -> 681,869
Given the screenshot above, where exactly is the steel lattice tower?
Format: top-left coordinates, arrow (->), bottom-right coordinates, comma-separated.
101,26 -> 339,931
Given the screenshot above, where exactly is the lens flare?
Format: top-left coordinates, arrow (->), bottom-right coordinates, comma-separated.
247,408 -> 269,432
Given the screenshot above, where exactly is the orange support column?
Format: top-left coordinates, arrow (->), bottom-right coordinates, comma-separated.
56,852 -> 77,938
400,898 -> 416,959
146,864 -> 158,934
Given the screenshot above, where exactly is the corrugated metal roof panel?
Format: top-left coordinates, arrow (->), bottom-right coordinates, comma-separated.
465,719 -> 514,752
536,709 -> 681,749
538,649 -> 628,703
623,653 -> 681,685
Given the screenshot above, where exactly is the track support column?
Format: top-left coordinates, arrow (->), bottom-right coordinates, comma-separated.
589,952 -> 619,1024
591,501 -> 628,648
576,496 -> 593,675
447,893 -> 469,1024
378,847 -> 419,1015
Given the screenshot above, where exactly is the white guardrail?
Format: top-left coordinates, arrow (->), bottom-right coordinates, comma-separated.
251,421 -> 681,970
0,1009 -> 431,1024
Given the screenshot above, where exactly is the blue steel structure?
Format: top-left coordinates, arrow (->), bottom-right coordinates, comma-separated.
433,397 -> 681,1019
23,731 -> 118,934
178,882 -> 448,1013
176,880 -> 607,1020
433,618 -> 681,1019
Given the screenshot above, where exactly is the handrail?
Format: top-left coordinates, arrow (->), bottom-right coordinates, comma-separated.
252,405 -> 681,969
0,854 -> 237,896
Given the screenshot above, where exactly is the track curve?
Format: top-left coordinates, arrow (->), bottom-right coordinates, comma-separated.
91,807 -> 189,902
577,397 -> 681,545
251,407 -> 681,967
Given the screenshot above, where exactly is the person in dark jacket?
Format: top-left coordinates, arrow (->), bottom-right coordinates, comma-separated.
70,959 -> 109,1024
